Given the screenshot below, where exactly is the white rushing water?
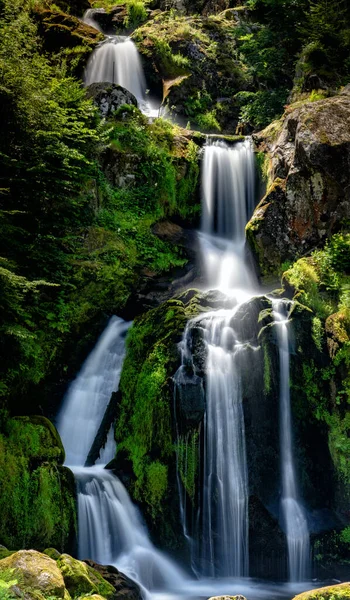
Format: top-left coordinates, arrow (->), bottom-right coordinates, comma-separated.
82,8 -> 104,33
199,139 -> 257,297
273,301 -> 310,582
201,310 -> 249,577
57,317 -> 131,466
84,36 -> 147,101
174,139 -> 256,578
56,139 -> 315,599
57,316 -> 187,596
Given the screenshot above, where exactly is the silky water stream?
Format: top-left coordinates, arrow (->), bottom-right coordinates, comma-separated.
57,140 -> 315,600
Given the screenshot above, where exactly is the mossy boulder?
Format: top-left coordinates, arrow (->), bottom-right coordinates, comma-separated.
0,550 -> 68,600
249,91 -> 350,274
0,417 -> 76,552
57,554 -> 115,599
84,561 -> 142,600
293,583 -> 350,600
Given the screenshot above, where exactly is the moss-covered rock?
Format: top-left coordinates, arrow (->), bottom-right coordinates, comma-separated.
249,91 -> 350,274
293,582 -> 350,600
0,550 -> 68,600
133,11 -> 250,131
83,560 -> 142,600
57,554 -> 115,599
33,5 -> 103,74
0,417 -> 76,552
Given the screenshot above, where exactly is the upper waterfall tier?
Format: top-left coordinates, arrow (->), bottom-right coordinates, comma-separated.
57,316 -> 131,467
201,139 -> 256,242
199,139 -> 258,297
84,36 -> 147,102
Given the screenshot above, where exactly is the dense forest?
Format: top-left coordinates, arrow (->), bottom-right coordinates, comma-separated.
0,0 -> 349,598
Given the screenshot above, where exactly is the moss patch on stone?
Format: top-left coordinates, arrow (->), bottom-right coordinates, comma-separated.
57,554 -> 115,599
0,417 -> 76,551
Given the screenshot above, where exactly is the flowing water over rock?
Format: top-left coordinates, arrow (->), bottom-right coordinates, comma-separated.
84,36 -> 147,101
57,317 -> 187,596
199,139 -> 257,296
57,139 -> 315,599
273,301 -> 310,582
57,317 -> 131,466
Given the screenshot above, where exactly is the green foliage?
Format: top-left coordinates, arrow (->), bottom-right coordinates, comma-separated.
0,417 -> 76,550
236,88 -> 288,128
124,0 -> 148,28
0,570 -> 19,600
286,234 -> 350,484
144,461 -> 168,517
176,430 -> 199,502
116,300 -> 188,518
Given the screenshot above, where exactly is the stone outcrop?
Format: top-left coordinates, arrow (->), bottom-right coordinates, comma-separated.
0,416 -> 76,552
34,6 -> 103,73
84,561 -> 142,600
247,90 -> 350,274
133,11 -> 249,131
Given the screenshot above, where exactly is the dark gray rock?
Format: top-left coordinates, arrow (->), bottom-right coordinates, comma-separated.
84,560 -> 142,600
248,93 -> 350,273
86,83 -> 137,118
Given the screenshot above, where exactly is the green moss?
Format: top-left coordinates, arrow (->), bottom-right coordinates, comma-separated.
0,418 -> 76,551
293,582 -> 350,600
57,554 -> 114,599
144,461 -> 168,517
176,430 -> 199,502
263,342 -> 271,394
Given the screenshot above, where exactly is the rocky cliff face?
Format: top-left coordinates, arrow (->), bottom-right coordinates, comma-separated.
247,89 -> 350,274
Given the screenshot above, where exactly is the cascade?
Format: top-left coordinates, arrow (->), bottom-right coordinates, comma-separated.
56,139 -> 314,598
273,301 -> 310,582
175,139 -> 256,578
199,139 -> 257,296
57,317 -> 186,594
84,36 -> 147,102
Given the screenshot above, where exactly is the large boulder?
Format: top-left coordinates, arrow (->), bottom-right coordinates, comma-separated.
86,83 -> 138,117
248,90 -> 350,274
0,550 -> 68,600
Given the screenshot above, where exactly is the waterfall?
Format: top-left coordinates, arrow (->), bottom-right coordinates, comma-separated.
199,139 -> 257,296
174,139 -> 256,578
273,301 -> 310,581
82,8 -> 104,33
57,317 -> 130,466
57,316 -> 186,594
84,36 -> 147,102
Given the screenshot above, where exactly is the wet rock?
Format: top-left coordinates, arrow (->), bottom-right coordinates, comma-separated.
248,93 -> 350,273
86,83 -> 138,117
84,560 -> 142,600
176,369 -> 205,426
